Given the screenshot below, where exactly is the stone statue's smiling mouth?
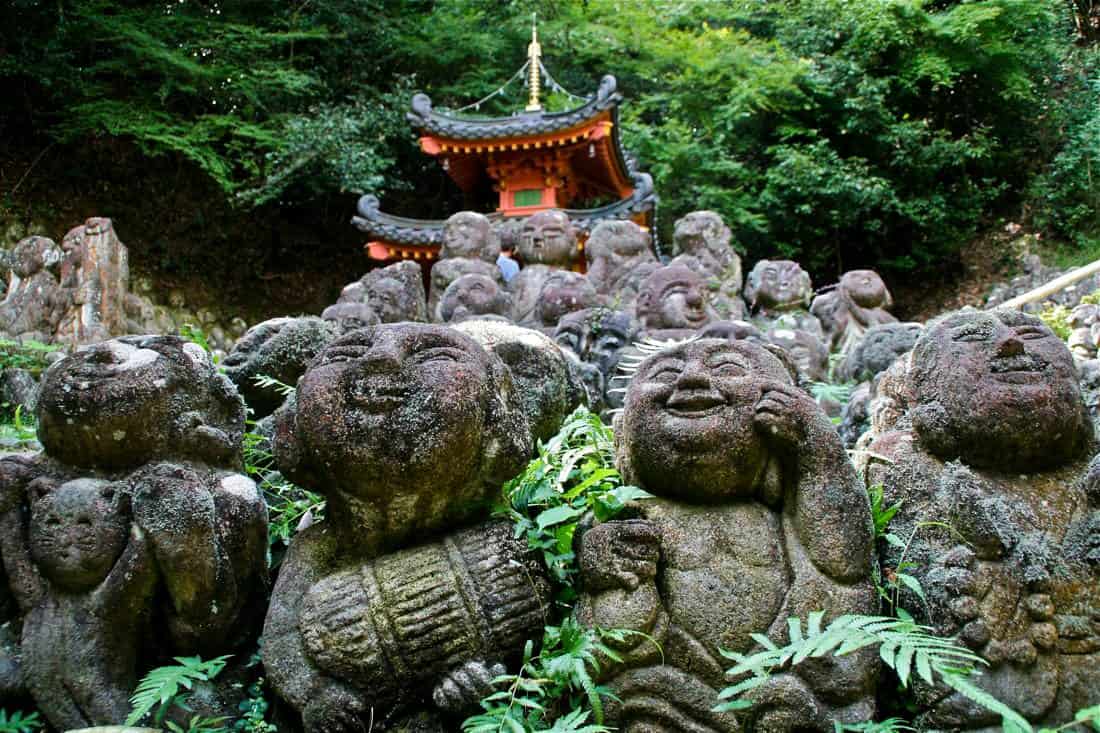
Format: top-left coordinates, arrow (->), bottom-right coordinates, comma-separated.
351,381 -> 409,411
990,354 -> 1046,381
665,390 -> 725,416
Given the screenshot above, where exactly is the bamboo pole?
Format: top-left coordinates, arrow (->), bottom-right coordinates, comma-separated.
993,259 -> 1100,310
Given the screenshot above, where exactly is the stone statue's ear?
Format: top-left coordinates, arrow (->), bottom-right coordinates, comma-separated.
272,392 -> 320,490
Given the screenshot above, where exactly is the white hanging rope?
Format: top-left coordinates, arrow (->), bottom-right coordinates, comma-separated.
537,60 -> 590,104
448,61 -> 531,114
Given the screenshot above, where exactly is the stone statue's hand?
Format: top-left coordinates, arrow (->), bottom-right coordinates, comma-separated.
432,660 -> 506,716
302,684 -> 369,733
744,673 -> 824,730
924,545 -> 991,646
753,381 -> 816,447
579,519 -> 660,592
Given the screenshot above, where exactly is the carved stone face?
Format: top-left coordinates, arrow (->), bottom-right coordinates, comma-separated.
745,260 -> 812,310
909,309 -> 1091,470
519,211 -> 575,266
585,221 -> 654,286
535,271 -> 599,328
554,308 -> 636,378
322,303 -> 380,334
278,325 -> 530,537
766,328 -> 828,382
440,274 -> 511,323
841,270 -> 891,309
455,321 -> 584,442
673,211 -> 731,265
11,236 -> 59,278
29,478 -> 128,593
37,336 -> 240,469
441,211 -> 494,261
636,265 -> 710,331
847,322 -> 923,380
369,275 -> 421,323
619,339 -> 791,501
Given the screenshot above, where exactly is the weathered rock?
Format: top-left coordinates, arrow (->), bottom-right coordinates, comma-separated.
454,320 -> 586,442
811,270 -> 897,353
0,336 -> 267,731
577,338 -> 877,730
264,324 -> 547,730
834,321 -> 923,383
866,308 -> 1100,729
766,327 -> 829,383
1,368 -> 38,415
439,274 -> 512,323
54,219 -> 131,347
670,211 -> 744,319
223,317 -> 335,419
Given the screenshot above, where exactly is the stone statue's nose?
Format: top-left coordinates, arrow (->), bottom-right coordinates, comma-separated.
363,341 -> 403,371
995,334 -> 1025,357
675,362 -> 710,389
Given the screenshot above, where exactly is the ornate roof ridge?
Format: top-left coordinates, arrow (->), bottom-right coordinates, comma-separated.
407,76 -> 621,142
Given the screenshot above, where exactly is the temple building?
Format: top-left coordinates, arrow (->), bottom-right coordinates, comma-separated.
352,24 -> 657,269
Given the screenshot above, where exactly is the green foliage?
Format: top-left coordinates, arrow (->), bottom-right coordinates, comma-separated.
462,617 -> 633,732
179,323 -> 215,358
127,655 -> 232,727
165,714 -> 230,733
868,483 -> 902,539
0,406 -> 39,451
232,679 -> 277,733
251,374 -> 296,399
0,710 -> 43,733
835,720 -> 914,733
243,428 -> 323,557
0,339 -> 61,377
810,380 -> 856,406
501,406 -> 651,598
1038,302 -> 1074,340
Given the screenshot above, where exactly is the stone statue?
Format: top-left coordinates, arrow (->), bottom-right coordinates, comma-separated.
53,218 -> 131,347
454,320 -> 587,442
634,264 -> 714,338
263,325 -> 550,731
866,308 -> 1100,729
0,236 -> 64,342
430,212 -> 500,322
531,271 -> 600,332
577,338 -> 877,730
670,211 -> 744,319
223,317 -> 336,419
766,327 -> 829,384
811,270 -> 897,353
340,260 -> 428,323
439,273 -> 512,323
0,336 -> 268,730
321,302 -> 380,334
584,220 -> 658,311
698,319 -> 765,344
744,259 -> 822,338
834,321 -> 923,384
554,308 -> 637,414
510,210 -> 577,323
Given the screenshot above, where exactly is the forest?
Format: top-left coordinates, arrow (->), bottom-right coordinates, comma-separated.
1,0 -> 1098,313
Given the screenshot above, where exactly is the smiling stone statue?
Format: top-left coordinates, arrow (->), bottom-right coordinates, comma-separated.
866,308 -> 1100,730
509,210 -> 578,323
576,338 -> 877,731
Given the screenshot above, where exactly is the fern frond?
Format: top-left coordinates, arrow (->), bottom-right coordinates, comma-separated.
126,655 -> 232,726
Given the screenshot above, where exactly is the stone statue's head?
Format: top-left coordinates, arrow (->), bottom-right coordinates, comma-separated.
439,274 -> 512,323
455,320 -> 586,442
839,322 -> 923,382
441,211 -> 496,262
322,302 -> 380,335
535,271 -> 600,329
11,236 -> 60,278
28,477 -> 129,592
909,308 -> 1091,471
673,211 -> 732,264
635,265 -> 711,331
585,220 -> 655,284
223,317 -> 334,418
840,269 -> 892,310
273,324 -> 531,543
519,210 -> 576,266
37,335 -> 245,469
744,260 -> 812,311
363,261 -> 428,323
765,327 -> 828,383
617,339 -> 799,502
554,308 -> 637,378
699,320 -> 765,344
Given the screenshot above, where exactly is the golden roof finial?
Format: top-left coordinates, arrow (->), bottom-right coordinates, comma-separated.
525,13 -> 542,112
